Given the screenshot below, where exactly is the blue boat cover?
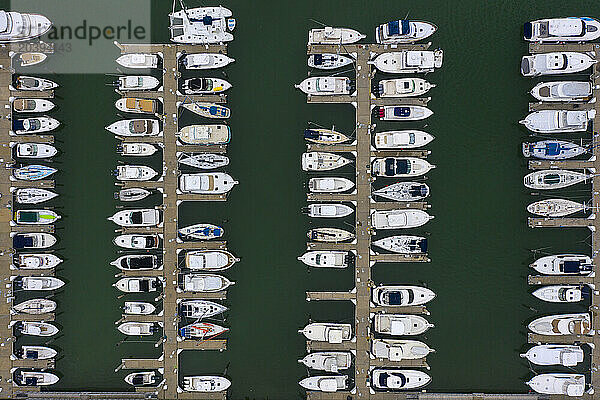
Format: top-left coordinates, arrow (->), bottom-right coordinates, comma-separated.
387,20 -> 400,35
304,129 -> 319,139
545,142 -> 560,156
394,107 -> 410,117
12,119 -> 24,131
563,260 -> 581,273
24,377 -> 37,386
523,22 -> 533,39
313,54 -> 323,65
208,105 -> 219,115
401,20 -> 410,35
387,292 -> 403,305
202,16 -> 213,25
419,238 -> 428,253
396,159 -> 409,174
13,235 -> 33,249
25,350 -> 39,359
213,228 -> 222,236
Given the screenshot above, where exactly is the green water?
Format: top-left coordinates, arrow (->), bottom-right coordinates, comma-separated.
9,0 -> 600,398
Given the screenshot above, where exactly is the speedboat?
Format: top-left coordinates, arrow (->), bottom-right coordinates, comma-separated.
125,371 -> 158,387
178,124 -> 230,145
118,143 -> 158,157
179,173 -> 238,194
299,375 -> 348,392
181,274 -> 234,292
376,78 -> 435,98
179,322 -> 228,340
13,165 -> 57,181
181,102 -> 230,118
0,10 -> 52,42
114,277 -> 161,293
375,106 -> 433,121
371,209 -> 433,229
527,198 -> 585,217
117,188 -> 151,202
14,188 -> 58,204
308,177 -> 354,193
374,314 -> 433,335
181,53 -> 234,69
295,77 -> 352,95
14,253 -> 62,269
372,157 -> 435,177
298,352 -> 351,372
17,53 -> 46,67
124,302 -> 156,315
114,165 -> 158,181
169,5 -> 235,44
299,322 -> 352,343
372,285 -> 435,306
530,81 -> 592,102
12,299 -> 56,314
108,209 -> 161,227
15,143 -> 57,158
372,50 -> 443,73
520,345 -> 584,366
179,300 -> 228,318
520,110 -> 595,133
13,233 -> 56,249
307,228 -> 354,242
532,285 -> 585,303
373,182 -> 430,202
371,369 -> 431,390
376,20 -> 437,43
308,54 -> 353,70
12,98 -> 54,113
522,140 -> 587,159
373,236 -> 428,254
528,313 -> 593,335
308,27 -> 365,44
117,322 -> 160,336
297,251 -> 349,268
14,276 -> 64,291
301,152 -> 351,171
117,75 -> 160,91
182,77 -> 231,94
115,98 -> 159,114
306,203 -> 354,218
530,254 -> 593,275
178,153 -> 229,169
371,339 -> 433,361
374,130 -> 434,149
14,370 -> 59,386
14,209 -> 60,225
524,17 -> 600,42
184,250 -> 239,271
179,223 -> 223,240
113,234 -> 160,249
526,374 -> 585,397
182,376 -> 231,392
523,170 -> 589,190
13,346 -> 57,360
116,53 -> 159,69
12,117 -> 60,134
304,128 -> 350,144
13,76 -> 58,91
16,321 -> 58,336
106,119 -> 160,137
111,255 -> 159,271
521,52 -> 596,77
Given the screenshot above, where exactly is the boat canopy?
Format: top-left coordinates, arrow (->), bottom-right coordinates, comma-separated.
189,78 -> 212,91
387,20 -> 410,36
562,260 -> 585,273
123,256 -> 154,269
304,129 -> 320,139
394,107 -> 411,117
13,235 -> 34,248
313,54 -> 323,65
130,120 -> 150,133
545,143 -> 561,156
523,22 -> 533,39
18,211 -> 39,223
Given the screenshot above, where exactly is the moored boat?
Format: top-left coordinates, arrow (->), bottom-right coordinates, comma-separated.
523,169 -> 589,189
178,223 -> 223,240
117,322 -> 160,336
179,322 -> 228,340
532,285 -> 585,303
530,254 -> 593,275
184,250 -> 238,271
13,165 -> 57,181
530,81 -> 593,102
308,177 -> 354,193
117,188 -> 151,202
12,299 -> 56,315
521,52 -> 596,77
295,76 -> 352,95
13,345 -> 57,360
528,313 -> 592,335
304,128 -> 350,144
12,98 -> 54,113
106,119 -> 160,137
372,285 -> 435,306
181,274 -> 234,292
14,209 -> 60,225
522,140 -> 586,160
308,54 -> 353,70
169,5 -> 235,44
182,77 -> 231,94
371,369 -> 431,390
520,344 -> 584,366
376,20 -> 437,44
14,370 -> 59,386
374,130 -> 435,149
371,209 -> 433,229
180,102 -> 230,118
307,227 -> 354,242
298,352 -> 351,372
114,165 -> 158,181
115,98 -> 159,114
108,209 -> 161,227
527,198 -> 585,217
179,300 -> 228,318
117,75 -> 160,91
376,78 -> 434,98
0,10 -> 52,42
125,371 -> 158,387
15,143 -> 57,158
12,116 -> 60,135
306,203 -> 354,218
111,255 -> 159,271
178,153 -> 229,169
372,235 -> 428,254
19,52 -> 48,67
14,188 -> 58,204
113,234 -> 160,249
308,27 -> 365,44
14,253 -> 62,269
524,17 -> 600,42
299,322 -> 352,343
178,124 -> 230,145
181,53 -> 234,69
13,232 -> 56,249
13,76 -> 58,91
372,157 -> 434,177
114,277 -> 161,293
116,53 -> 159,69
520,109 -> 595,133
179,173 -> 238,194
297,251 -> 349,268
182,375 -> 231,392
526,373 -> 585,396
374,314 -> 433,335
14,276 -> 64,291
16,321 -> 58,336
372,50 -> 443,74
372,182 -> 430,202
301,152 -> 351,171
375,106 -> 433,121
299,375 -> 348,392
118,143 -> 159,156
124,302 -> 156,315
371,339 -> 434,361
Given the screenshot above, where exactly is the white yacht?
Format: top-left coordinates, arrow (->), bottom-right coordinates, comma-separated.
301,152 -> 351,171
12,98 -> 54,113
181,274 -> 234,292
308,228 -> 355,243
524,17 -> 600,42
371,209 -> 433,229
180,102 -> 230,118
15,143 -> 57,159
521,52 -> 596,77
374,130 -> 434,149
520,110 -> 595,133
372,50 -> 443,73
125,371 -> 158,387
526,374 -> 585,397
373,236 -> 428,254
376,20 -> 437,43
113,234 -> 160,249
18,53 -> 46,67
179,172 -> 238,194
117,322 -> 159,336
14,370 -> 59,386
13,345 -> 57,360
372,285 -> 435,306
308,177 -> 354,193
114,165 -> 158,181
181,53 -> 234,69
376,105 -> 433,121
371,339 -> 434,361
297,251 -> 349,268
179,300 -> 228,318
530,81 -> 592,102
304,128 -> 350,144
106,119 -> 160,137
17,321 -> 58,336
520,345 -> 584,366
523,170 -> 589,190
16,276 -> 64,291
124,302 -> 156,315
179,153 -> 229,169
185,250 -> 239,271
298,352 -> 351,372
108,209 -> 161,227
178,124 -> 230,145
182,77 -> 231,94
377,78 -> 434,98
308,27 -> 365,44
179,223 -> 224,240
14,188 -> 58,204
295,77 -> 352,95
306,203 -> 354,218
182,376 -> 231,392
299,323 -> 352,343
527,199 -> 585,217
13,165 -> 57,181
371,369 -> 431,390
117,188 -> 151,202
114,277 -> 161,293
13,209 -> 59,225
13,232 -> 56,249
0,10 -> 52,42
117,76 -> 160,91
12,298 -> 56,314
372,157 -> 434,177
532,285 -> 584,303
522,140 -> 587,160
119,143 -> 158,157
528,313 -> 593,335
308,54 -> 353,70
299,375 -> 348,392
14,253 -> 61,270
13,76 -> 58,91
373,182 -> 429,202
170,6 -> 235,44
116,53 -> 159,69
12,116 -> 60,135
530,254 -> 593,276
115,97 -> 159,114
374,314 -> 433,335
179,322 -> 228,340
111,255 -> 159,271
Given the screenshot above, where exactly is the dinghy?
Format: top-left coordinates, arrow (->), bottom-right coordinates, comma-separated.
306,203 -> 354,218
179,173 -> 238,194
372,236 -> 428,254
182,77 -> 231,94
115,98 -> 159,114
304,128 -> 350,144
308,177 -> 354,193
181,53 -> 234,69
117,188 -> 151,202
297,251 -> 349,268
13,99 -> 54,113
117,75 -> 159,91
373,182 -> 430,202
372,285 -> 435,306
12,299 -> 56,314
15,276 -> 64,291
185,250 -> 239,271
376,20 -> 437,43
0,10 -> 52,42
16,143 -> 57,158
14,209 -> 60,225
16,321 -> 58,336
182,376 -> 231,392
376,78 -> 435,98
371,209 -> 433,229
372,50 -> 443,73
375,106 -> 433,121
532,285 -> 585,303
125,371 -> 158,387
307,228 -> 354,242
13,165 -> 57,181
530,81 -> 592,102
524,17 -> 600,42
13,76 -> 58,91
522,140 -> 587,160
520,109 -> 595,133
179,322 -> 228,340
371,369 -> 431,390
374,130 -> 434,149
169,5 -> 235,44
528,313 -> 593,335
14,188 -> 58,204
13,345 -> 57,360
15,253 -> 62,269
12,116 -> 60,134
181,274 -> 234,292
106,119 -> 160,137
374,314 -> 433,335
114,165 -> 158,181
113,234 -> 160,249
371,339 -> 434,361
530,254 -> 593,275
308,54 -> 353,70
372,157 -> 435,177
526,374 -> 585,397
117,322 -> 160,336
178,124 -> 231,145
111,255 -> 159,271
14,370 -> 59,386
119,143 -> 158,157
523,169 -> 589,190
181,102 -> 230,118
114,277 -> 161,293
521,52 -> 596,77
108,209 -> 161,227
299,352 -> 351,372
527,198 -> 585,217
178,223 -> 223,240
299,375 -> 348,392
308,27 -> 365,44
179,300 -> 228,318
116,53 -> 159,69
301,152 -> 351,171
13,233 -> 56,249
520,345 -> 584,366
124,302 -> 156,315
18,52 -> 47,66
295,76 -> 352,95
179,153 -> 229,169
299,323 -> 352,343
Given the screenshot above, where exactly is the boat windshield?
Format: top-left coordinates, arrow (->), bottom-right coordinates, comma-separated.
408,133 -> 415,144
19,77 -> 38,88
557,288 -> 570,301
189,78 -> 212,91
542,173 -> 561,184
130,211 -> 143,225
144,237 -> 156,247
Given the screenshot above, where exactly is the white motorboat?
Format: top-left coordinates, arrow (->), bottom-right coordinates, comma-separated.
18,52 -> 47,67
526,374 -> 585,397
306,203 -> 354,218
520,345 -> 584,366
12,116 -> 60,135
113,234 -> 160,249
111,255 -> 159,271
530,81 -> 592,102
307,228 -> 355,242
178,223 -> 224,240
118,143 -> 159,157
372,157 -> 435,177
374,130 -> 435,149
114,165 -> 158,181
13,165 -> 57,181
179,153 -> 229,169
373,182 -> 430,202
106,119 -> 160,137
179,173 -> 238,194
308,54 -> 353,70
178,124 -> 230,145
304,128 -> 350,144
530,254 -> 593,276
0,10 -> 52,42
180,102 -> 230,118
182,77 -> 231,94
521,52 -> 596,77
12,98 -> 54,113
371,339 -> 433,361
117,322 -> 160,336
295,77 -> 352,95
182,376 -> 231,392
523,169 -> 589,190
308,27 -> 365,44
527,198 -> 585,217
376,78 -> 435,98
15,143 -> 57,159
371,369 -> 431,390
17,321 -> 58,336
371,209 -> 433,229
125,371 -> 158,387
13,232 -> 56,249
182,274 -> 234,292
185,250 -> 239,271
373,235 -> 428,254
108,209 -> 161,227
13,345 -> 57,360
528,313 -> 593,335
12,299 -> 56,314
15,276 -> 64,291
299,375 -> 348,392
124,302 -> 156,315
179,322 -> 228,340
170,6 -> 235,44
520,110 -> 595,133
298,352 -> 351,372
372,286 -> 435,306
179,300 -> 228,318
14,253 -> 62,269
376,20 -> 437,43
308,177 -> 354,193
299,323 -> 352,343
117,75 -> 160,91
302,152 -> 351,171
14,370 -> 59,386
374,314 -> 433,336
375,106 -> 433,121
532,285 -> 584,303
115,98 -> 159,114
524,17 -> 600,42
297,251 -> 349,268
117,188 -> 151,202
182,53 -> 234,69
372,50 -> 443,74
116,53 -> 159,69
13,76 -> 58,91
14,209 -> 60,225
14,188 -> 58,204
114,277 -> 161,293
522,140 -> 587,160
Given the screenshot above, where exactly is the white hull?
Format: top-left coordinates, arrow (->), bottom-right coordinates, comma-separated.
532,285 -> 583,303
308,54 -> 353,70
170,6 -> 234,44
526,373 -> 585,396
527,198 -> 585,217
114,277 -> 161,293
298,251 -> 349,268
117,188 -> 151,202
12,99 -> 54,113
308,177 -> 354,193
14,76 -> 58,91
125,371 -> 158,386
295,77 -> 351,95
530,254 -> 593,276
374,314 -> 433,335
371,339 -> 433,361
118,322 -> 158,336
371,369 -> 431,390
178,124 -> 230,145
179,223 -> 224,240
377,106 -> 433,121
181,102 -> 230,119
14,188 -> 58,204
116,53 -> 159,69
524,18 -> 600,42
18,321 -> 58,336
372,235 -> 428,254
13,299 -> 56,314
115,98 -> 159,114
308,27 -> 365,44
372,50 -> 443,73
372,285 -> 435,306
524,169 -> 589,190
118,75 -> 160,91
179,173 -> 238,194
377,78 -> 434,98
15,143 -> 57,158
115,165 -> 158,181
106,119 -> 160,137
521,52 -> 596,77
299,375 -> 348,392
520,345 -> 584,366
520,110 -> 594,133
111,254 -> 158,271
119,143 -> 158,156
0,11 -> 52,42
15,371 -> 59,386
179,153 -> 229,169
372,157 -> 435,177
113,234 -> 160,249
376,20 -> 437,44
108,209 -> 160,227
308,228 -> 354,242
373,182 -> 429,202
15,253 -> 62,269
13,232 -> 56,249
124,301 -> 156,315
185,250 -> 239,271
182,274 -> 234,292
299,352 -> 351,372
299,323 -> 352,343
179,300 -> 228,318
371,209 -> 433,229
302,152 -> 351,171
13,116 -> 60,135
522,140 -> 586,160
530,81 -> 592,102
307,203 -> 354,218
182,53 -> 234,69
182,77 -> 231,94
374,130 -> 434,149
14,345 -> 57,360
182,375 -> 231,392
528,313 -> 592,335
17,276 -> 64,291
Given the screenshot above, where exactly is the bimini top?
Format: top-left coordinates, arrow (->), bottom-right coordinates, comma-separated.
388,20 -> 410,36
394,107 -> 411,117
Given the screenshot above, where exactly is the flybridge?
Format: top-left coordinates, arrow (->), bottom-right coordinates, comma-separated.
46,20 -> 146,45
